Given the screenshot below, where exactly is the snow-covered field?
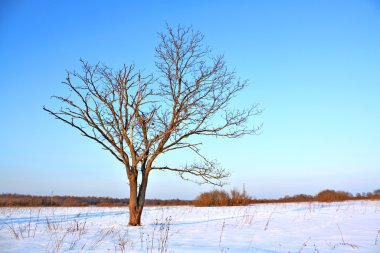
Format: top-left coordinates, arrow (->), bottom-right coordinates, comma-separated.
0,201 -> 379,252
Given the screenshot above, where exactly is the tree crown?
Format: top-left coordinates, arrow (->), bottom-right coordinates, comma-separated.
44,24 -> 261,186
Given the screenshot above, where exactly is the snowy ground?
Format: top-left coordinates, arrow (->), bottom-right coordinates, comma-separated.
0,201 -> 379,252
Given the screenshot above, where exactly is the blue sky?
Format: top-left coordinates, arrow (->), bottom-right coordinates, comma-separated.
0,0 -> 379,199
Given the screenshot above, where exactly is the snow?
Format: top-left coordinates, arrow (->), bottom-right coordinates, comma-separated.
0,201 -> 379,252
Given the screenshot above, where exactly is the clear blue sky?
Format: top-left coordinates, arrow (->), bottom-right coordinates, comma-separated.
1,0 -> 379,199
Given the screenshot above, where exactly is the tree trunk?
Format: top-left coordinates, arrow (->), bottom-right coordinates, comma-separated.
128,172 -> 149,226
129,204 -> 143,226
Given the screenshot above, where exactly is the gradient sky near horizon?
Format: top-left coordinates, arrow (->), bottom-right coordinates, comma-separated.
1,0 -> 379,199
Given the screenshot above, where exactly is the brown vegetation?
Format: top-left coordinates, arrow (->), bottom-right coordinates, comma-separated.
194,188 -> 380,206
0,194 -> 191,207
315,190 -> 353,202
1,189 -> 379,207
252,189 -> 380,204
194,187 -> 250,206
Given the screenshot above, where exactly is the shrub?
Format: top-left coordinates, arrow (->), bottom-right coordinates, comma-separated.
316,189 -> 352,202
194,187 -> 251,207
230,187 -> 250,206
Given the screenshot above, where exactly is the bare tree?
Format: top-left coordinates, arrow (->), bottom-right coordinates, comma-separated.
44,25 -> 261,226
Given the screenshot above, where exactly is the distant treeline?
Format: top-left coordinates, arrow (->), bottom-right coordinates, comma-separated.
194,188 -> 380,207
251,189 -> 380,204
1,189 -> 379,207
0,194 -> 191,207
